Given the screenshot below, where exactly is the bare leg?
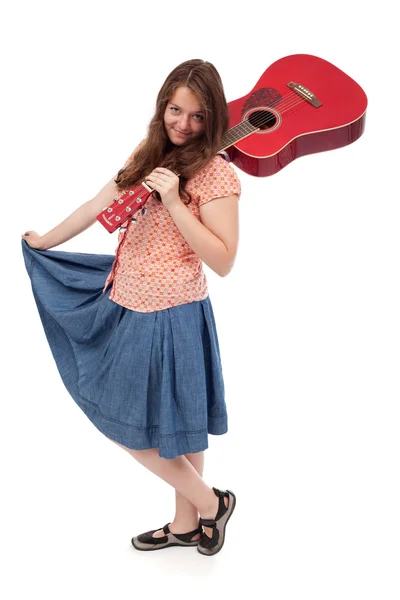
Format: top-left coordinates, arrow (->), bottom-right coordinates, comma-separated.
152,451 -> 205,540
174,452 -> 205,525
113,442 -> 227,539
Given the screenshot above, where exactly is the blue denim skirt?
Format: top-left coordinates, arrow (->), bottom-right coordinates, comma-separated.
21,241 -> 227,458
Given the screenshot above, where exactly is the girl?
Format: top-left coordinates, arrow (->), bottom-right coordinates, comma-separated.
21,59 -> 241,556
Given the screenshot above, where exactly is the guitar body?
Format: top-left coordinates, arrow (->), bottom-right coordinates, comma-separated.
225,54 -> 367,176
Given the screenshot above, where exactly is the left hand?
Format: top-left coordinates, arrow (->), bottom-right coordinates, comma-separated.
21,230 -> 45,249
145,167 -> 181,210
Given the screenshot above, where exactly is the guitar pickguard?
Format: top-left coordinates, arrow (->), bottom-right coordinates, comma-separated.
242,88 -> 282,115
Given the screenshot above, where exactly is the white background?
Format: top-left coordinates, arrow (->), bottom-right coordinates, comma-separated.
1,1 -> 399,598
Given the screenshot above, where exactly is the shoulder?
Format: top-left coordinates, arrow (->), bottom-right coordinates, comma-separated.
191,154 -> 241,191
190,155 -> 241,207
196,154 -> 240,181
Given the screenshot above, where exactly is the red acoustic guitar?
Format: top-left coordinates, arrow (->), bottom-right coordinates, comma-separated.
97,53 -> 367,233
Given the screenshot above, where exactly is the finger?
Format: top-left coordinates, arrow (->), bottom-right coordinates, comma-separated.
153,168 -> 175,177
146,180 -> 159,191
149,173 -> 166,180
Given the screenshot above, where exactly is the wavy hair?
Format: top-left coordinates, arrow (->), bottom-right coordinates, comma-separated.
114,59 -> 229,204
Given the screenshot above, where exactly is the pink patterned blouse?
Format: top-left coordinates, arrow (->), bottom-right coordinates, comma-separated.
103,152 -> 241,313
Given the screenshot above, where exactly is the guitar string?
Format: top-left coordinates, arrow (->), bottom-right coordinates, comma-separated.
225,100 -> 304,143
227,92 -> 309,137
222,100 -> 309,145
230,87 -> 312,131
237,85 -> 313,123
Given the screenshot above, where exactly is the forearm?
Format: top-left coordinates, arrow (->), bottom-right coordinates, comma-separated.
39,200 -> 98,250
167,198 -> 231,277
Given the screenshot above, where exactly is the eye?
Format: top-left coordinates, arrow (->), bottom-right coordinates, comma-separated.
170,107 -> 179,113
193,114 -> 204,121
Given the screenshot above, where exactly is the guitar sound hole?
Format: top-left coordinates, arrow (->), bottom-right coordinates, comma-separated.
248,110 -> 276,130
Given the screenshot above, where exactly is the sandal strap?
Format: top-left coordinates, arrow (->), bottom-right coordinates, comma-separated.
212,487 -> 226,498
163,522 -> 202,543
199,518 -> 217,528
162,523 -> 171,534
173,526 -> 202,543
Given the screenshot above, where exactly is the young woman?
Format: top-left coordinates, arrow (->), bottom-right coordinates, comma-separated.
21,59 -> 241,556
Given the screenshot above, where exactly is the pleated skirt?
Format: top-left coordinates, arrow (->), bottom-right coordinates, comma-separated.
21,241 -> 227,458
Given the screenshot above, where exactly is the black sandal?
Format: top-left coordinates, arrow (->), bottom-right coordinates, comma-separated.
197,487 -> 236,556
132,522 -> 202,551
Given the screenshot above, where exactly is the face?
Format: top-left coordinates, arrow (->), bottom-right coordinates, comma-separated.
164,86 -> 205,145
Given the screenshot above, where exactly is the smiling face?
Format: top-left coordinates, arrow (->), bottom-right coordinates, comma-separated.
163,86 -> 205,145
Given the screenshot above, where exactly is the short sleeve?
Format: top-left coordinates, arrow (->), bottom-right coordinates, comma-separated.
197,156 -> 241,207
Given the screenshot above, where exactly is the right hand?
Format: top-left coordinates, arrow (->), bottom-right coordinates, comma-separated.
21,231 -> 45,250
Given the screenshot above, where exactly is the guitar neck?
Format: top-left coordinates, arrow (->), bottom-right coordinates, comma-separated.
220,120 -> 258,151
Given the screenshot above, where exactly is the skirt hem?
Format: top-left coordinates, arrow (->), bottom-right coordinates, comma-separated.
77,390 -> 227,459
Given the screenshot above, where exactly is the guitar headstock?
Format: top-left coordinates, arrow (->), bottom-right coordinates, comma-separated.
96,183 -> 152,233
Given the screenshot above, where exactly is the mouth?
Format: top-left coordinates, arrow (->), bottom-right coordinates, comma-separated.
173,129 -> 191,137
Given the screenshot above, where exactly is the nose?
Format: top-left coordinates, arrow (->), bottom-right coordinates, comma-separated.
177,114 -> 190,131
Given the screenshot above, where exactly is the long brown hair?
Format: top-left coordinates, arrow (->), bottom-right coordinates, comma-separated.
114,59 -> 229,204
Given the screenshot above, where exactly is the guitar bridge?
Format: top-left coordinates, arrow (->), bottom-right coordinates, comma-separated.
287,82 -> 322,108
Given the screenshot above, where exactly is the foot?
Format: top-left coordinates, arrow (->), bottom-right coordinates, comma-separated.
152,521 -> 201,541
201,493 -> 229,539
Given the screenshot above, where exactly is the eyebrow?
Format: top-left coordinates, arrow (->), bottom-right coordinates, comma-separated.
169,103 -> 204,114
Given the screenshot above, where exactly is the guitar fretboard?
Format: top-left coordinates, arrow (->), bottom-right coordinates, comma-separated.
220,120 -> 257,151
